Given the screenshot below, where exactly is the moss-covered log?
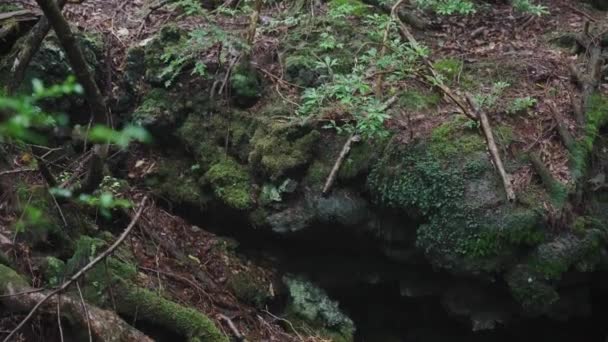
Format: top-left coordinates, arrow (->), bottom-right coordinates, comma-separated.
0,264 -> 152,342
115,285 -> 229,342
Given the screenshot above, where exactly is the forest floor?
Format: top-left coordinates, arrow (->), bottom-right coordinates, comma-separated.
3,0 -> 607,340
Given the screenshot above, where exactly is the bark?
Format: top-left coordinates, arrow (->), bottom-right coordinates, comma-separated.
0,265 -> 152,342
246,0 -> 262,46
0,10 -> 39,23
322,134 -> 361,196
6,0 -> 67,95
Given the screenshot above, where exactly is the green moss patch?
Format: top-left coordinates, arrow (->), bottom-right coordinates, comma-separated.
249,123 -> 320,180
204,157 -> 253,210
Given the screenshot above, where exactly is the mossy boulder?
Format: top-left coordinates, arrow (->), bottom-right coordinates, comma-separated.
249,123 -> 320,180
505,229 -> 606,315
227,271 -> 272,308
177,111 -> 256,168
142,24 -> 186,87
283,275 -> 355,342
203,157 -> 253,210
131,88 -> 183,134
146,156 -> 209,208
367,123 -> 544,275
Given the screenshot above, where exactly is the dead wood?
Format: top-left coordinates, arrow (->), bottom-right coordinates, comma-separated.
322,134 -> 361,197
466,95 -> 517,202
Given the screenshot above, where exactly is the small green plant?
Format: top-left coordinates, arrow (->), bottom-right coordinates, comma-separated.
473,81 -> 510,110
318,32 -> 343,51
170,0 -> 205,16
507,96 -> 537,114
512,0 -> 548,16
159,27 -> 247,87
414,0 -> 475,15
88,124 -> 151,148
0,77 -> 82,143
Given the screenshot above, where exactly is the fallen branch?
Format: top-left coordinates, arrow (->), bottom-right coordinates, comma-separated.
322,134 -> 361,196
219,314 -> 247,342
2,196 -> 148,342
392,13 -> 514,201
0,10 -> 40,23
466,95 -> 516,202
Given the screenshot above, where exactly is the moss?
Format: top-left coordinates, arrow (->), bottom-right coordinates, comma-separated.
570,93 -> 608,181
400,89 -> 441,111
249,123 -> 320,180
338,142 -> 376,181
429,116 -> 485,159
285,55 -> 321,87
147,156 -> 207,208
227,272 -> 271,308
283,276 -> 355,342
177,111 -> 256,167
117,286 -> 228,342
143,24 -> 186,86
506,264 -> 559,314
131,88 -> 181,132
528,230 -> 605,280
303,160 -> 331,188
43,256 -> 66,287
328,0 -> 368,16
204,157 -> 253,210
461,210 -> 545,258
0,264 -> 29,292
0,4 -> 21,11
230,63 -> 262,107
433,58 -> 463,83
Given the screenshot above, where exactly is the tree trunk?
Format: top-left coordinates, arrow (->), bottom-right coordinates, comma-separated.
33,0 -> 108,194
6,0 -> 67,95
33,0 -> 107,125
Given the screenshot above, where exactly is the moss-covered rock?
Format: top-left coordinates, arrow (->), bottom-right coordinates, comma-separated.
146,156 -> 208,208
249,123 -> 320,180
204,157 -> 253,210
131,88 -> 183,134
283,275 -> 355,342
227,271 -> 272,308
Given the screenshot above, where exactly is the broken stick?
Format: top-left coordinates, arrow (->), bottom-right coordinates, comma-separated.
466,95 -> 516,202
322,134 -> 361,196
